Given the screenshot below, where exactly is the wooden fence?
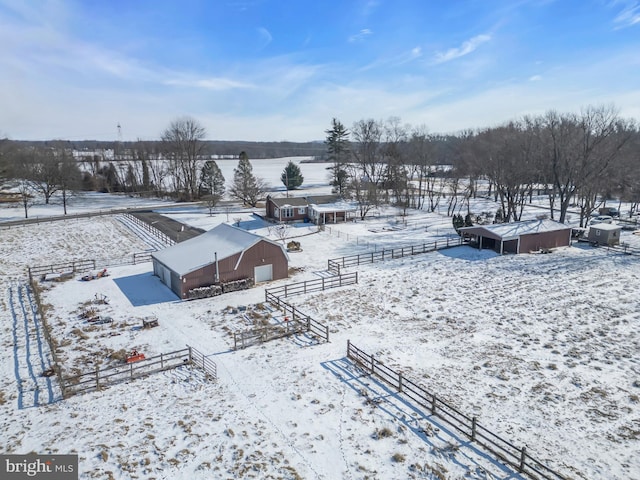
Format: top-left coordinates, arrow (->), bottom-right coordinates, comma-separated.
61,346 -> 216,398
27,251 -> 154,281
328,237 -> 463,275
346,341 -> 567,480
233,316 -> 310,349
122,213 -> 175,246
264,272 -> 358,298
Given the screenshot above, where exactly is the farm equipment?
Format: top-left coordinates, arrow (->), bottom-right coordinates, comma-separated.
142,317 -> 159,329
87,316 -> 113,325
81,268 -> 109,282
126,350 -> 145,363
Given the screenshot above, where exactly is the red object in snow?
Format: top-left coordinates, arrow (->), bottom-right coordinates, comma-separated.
126,351 -> 145,363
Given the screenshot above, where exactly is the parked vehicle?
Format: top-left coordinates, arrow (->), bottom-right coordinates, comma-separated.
599,207 -> 619,217
590,215 -> 613,225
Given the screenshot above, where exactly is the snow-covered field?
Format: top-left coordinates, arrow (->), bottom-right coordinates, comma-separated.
1,161 -> 639,479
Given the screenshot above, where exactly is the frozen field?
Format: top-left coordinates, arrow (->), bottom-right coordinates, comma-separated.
0,178 -> 639,479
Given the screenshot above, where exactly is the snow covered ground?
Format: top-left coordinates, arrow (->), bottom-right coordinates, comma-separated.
1,161 -> 639,479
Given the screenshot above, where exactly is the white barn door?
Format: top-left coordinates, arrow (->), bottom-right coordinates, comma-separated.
254,264 -> 273,283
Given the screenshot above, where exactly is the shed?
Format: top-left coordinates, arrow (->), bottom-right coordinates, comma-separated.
588,223 -> 621,246
460,219 -> 572,254
151,223 -> 289,299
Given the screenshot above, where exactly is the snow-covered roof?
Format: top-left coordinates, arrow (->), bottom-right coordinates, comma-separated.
460,219 -> 571,241
309,201 -> 358,213
152,223 -> 285,276
590,223 -> 622,231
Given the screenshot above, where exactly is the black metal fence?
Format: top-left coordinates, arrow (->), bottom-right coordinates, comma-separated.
346,341 -> 567,480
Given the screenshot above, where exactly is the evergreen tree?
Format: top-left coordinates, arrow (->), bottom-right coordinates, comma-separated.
199,160 -> 225,197
464,213 -> 474,227
199,160 -> 226,213
325,118 -> 350,195
452,214 -> 465,234
281,160 -> 304,190
229,151 -> 266,207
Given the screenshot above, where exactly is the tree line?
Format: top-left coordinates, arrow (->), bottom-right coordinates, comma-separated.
325,105 -> 639,226
0,117 -> 305,217
1,105 -> 637,223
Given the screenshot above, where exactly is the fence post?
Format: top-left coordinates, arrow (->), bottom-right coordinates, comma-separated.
285,284 -> 288,297
471,417 -> 477,441
188,346 -> 193,364
130,362 -> 134,379
347,339 -> 351,357
355,271 -> 358,284
398,373 -> 403,393
370,354 -> 375,374
431,394 -> 437,415
160,353 -> 164,369
322,277 -> 325,290
95,367 -> 100,390
519,447 -> 527,472
325,324 -> 329,342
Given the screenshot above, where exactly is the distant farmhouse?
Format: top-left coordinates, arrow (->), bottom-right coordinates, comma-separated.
152,223 -> 289,299
460,219 -> 572,254
265,195 -> 357,224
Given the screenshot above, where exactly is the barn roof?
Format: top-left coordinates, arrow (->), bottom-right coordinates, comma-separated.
460,219 -> 571,241
152,223 -> 286,276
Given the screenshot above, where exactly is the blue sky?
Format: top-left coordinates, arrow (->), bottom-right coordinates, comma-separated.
0,0 -> 638,141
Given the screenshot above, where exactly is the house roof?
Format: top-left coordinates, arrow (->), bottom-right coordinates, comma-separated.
309,200 -> 358,213
268,196 -> 308,208
460,219 -> 571,241
267,194 -> 343,208
152,223 -> 286,276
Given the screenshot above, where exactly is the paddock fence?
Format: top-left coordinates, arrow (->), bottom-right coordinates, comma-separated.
27,251 -> 154,282
264,272 -> 358,298
346,341 -> 567,480
233,274 -> 358,348
121,213 -> 175,247
61,346 -> 216,398
328,237 -> 463,275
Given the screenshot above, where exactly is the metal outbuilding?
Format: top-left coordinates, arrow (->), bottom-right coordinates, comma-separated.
588,223 -> 622,246
152,223 -> 289,299
460,219 -> 572,254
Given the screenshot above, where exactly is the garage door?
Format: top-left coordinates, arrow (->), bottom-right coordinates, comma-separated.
254,264 -> 273,283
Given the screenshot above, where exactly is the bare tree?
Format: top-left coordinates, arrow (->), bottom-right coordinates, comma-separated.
541,106 -> 633,223
161,116 -> 206,201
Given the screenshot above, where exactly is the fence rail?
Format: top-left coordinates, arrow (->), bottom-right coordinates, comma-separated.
188,345 -> 218,380
264,290 -> 330,343
346,341 -> 567,480
27,251 -> 154,281
264,272 -> 358,298
122,213 -> 175,246
328,237 -> 463,275
61,346 -> 216,398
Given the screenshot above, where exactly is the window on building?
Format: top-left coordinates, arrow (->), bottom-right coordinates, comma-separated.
283,208 -> 294,218
298,207 -> 306,214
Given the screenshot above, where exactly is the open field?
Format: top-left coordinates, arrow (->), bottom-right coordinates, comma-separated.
1,178 -> 639,478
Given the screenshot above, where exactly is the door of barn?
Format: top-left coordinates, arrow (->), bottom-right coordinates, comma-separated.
254,264 -> 273,283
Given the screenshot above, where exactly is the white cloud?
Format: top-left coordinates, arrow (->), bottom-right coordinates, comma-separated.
433,34 -> 491,64
612,1 -> 640,28
258,27 -> 273,48
164,77 -> 253,90
348,29 -> 373,43
529,75 -> 542,81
